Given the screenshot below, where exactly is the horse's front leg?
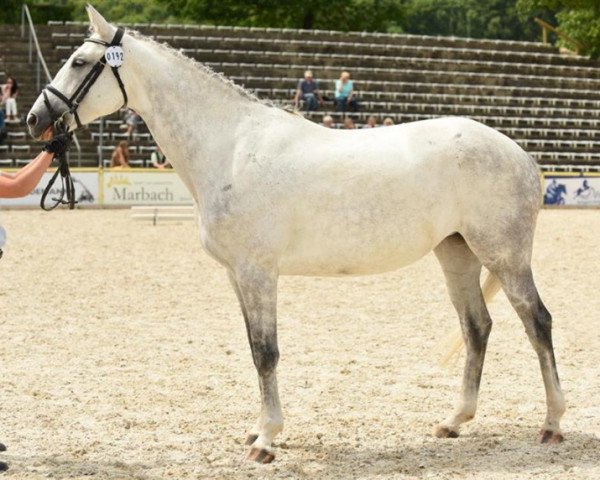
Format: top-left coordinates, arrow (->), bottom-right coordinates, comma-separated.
228,263 -> 282,463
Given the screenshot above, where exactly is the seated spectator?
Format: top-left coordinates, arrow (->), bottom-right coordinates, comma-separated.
1,76 -> 19,121
343,117 -> 355,129
150,145 -> 170,169
383,117 -> 395,126
124,109 -> 141,138
294,70 -> 323,112
365,115 -> 377,128
334,71 -> 358,113
110,141 -> 130,168
322,115 -> 334,128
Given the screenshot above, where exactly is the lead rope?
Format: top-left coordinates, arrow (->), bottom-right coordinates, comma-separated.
40,122 -> 77,211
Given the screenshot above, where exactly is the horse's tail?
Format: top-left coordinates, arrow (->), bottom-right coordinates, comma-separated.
439,272 -> 502,366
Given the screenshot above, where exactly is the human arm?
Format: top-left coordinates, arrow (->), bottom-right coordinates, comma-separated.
0,131 -> 69,198
0,151 -> 53,198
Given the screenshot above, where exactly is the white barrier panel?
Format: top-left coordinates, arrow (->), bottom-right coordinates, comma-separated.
103,170 -> 193,206
130,205 -> 195,225
0,170 -> 99,207
543,174 -> 600,206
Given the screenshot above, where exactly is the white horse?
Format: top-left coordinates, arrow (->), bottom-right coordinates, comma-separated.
26,6 -> 565,463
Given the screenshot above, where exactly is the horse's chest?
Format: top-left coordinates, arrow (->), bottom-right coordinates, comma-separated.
197,202 -> 265,265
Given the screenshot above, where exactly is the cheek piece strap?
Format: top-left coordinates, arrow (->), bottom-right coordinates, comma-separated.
42,26 -> 128,130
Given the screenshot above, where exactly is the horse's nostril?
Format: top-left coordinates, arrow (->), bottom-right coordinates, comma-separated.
27,113 -> 38,127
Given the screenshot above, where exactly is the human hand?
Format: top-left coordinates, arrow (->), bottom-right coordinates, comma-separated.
43,133 -> 72,156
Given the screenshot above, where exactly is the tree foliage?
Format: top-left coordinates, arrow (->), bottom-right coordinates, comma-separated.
157,0 -> 404,31
9,0 -> 597,55
155,0 -> 542,40
1,0 -> 72,24
518,0 -> 600,57
403,0 -> 541,40
68,0 -> 176,24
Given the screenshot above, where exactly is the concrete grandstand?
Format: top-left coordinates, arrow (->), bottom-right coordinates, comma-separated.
1,21 -> 600,169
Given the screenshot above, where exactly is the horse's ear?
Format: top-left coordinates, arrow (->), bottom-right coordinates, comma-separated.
86,4 -> 114,40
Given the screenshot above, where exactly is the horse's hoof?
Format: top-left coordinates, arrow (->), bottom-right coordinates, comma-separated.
434,425 -> 459,438
245,434 -> 259,446
246,447 -> 275,464
0,460 -> 8,471
0,442 -> 6,452
539,429 -> 564,444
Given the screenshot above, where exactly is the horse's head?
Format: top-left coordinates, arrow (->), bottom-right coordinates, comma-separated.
27,5 -> 129,139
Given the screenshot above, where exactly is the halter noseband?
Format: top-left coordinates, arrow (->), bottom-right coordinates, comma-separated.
42,27 -> 128,130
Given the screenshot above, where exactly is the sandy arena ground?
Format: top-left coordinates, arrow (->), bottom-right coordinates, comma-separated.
0,208 -> 599,479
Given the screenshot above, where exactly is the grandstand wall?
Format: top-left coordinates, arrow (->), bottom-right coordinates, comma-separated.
2,21 -> 600,186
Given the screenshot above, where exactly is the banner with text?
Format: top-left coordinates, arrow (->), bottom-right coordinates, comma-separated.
543,174 -> 600,207
0,170 -> 99,207
102,170 -> 193,206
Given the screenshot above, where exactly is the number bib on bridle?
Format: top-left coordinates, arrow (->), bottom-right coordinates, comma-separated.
105,46 -> 124,67
39,27 -> 128,211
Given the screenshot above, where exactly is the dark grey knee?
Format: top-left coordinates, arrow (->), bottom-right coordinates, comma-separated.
252,341 -> 279,375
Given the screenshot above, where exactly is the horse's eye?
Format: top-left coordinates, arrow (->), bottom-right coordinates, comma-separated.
72,58 -> 86,68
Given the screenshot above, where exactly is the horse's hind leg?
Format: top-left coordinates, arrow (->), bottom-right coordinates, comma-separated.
493,266 -> 565,443
0,442 -> 6,472
434,234 -> 492,438
228,263 -> 283,463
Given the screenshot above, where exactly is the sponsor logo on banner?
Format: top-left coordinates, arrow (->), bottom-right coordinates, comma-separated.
543,175 -> 600,206
0,170 -> 99,207
102,170 -> 193,205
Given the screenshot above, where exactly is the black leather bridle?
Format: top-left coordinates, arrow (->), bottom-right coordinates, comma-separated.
42,27 -> 128,129
39,27 -> 128,211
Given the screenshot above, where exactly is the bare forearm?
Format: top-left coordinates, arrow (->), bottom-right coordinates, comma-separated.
0,151 -> 53,198
12,151 -> 50,179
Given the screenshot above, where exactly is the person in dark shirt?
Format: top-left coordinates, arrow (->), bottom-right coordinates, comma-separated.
151,145 -> 170,169
294,70 -> 323,112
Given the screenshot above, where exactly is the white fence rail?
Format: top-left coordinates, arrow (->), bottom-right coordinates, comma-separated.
130,205 -> 195,225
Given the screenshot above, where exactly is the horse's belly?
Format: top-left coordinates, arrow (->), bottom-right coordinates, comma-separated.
278,220 -> 445,276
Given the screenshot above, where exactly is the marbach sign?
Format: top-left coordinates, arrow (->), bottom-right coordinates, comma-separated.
102,170 -> 193,206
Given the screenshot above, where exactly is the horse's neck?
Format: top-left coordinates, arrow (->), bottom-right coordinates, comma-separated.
125,37 -> 265,204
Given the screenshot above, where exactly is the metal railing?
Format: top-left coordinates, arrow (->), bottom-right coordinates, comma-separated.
21,3 -> 82,166
534,17 -> 584,56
